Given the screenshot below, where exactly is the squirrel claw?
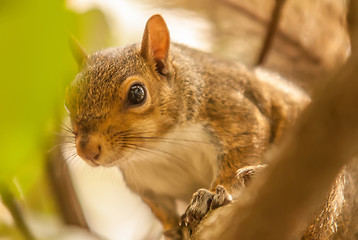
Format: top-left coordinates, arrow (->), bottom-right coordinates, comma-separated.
180,186 -> 232,231
236,164 -> 267,187
180,189 -> 213,229
210,185 -> 232,210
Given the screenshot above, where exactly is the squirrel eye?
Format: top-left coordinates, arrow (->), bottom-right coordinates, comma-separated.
127,83 -> 146,106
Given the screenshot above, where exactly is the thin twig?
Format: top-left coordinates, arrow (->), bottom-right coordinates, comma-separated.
256,0 -> 287,65
0,185 -> 35,240
46,139 -> 89,229
219,0 -> 320,64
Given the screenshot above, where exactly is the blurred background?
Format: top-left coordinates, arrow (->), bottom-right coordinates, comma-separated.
0,0 -> 349,239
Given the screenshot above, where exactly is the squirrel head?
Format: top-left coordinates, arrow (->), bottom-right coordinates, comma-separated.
66,15 -> 179,167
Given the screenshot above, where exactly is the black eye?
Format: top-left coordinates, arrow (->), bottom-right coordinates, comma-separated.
127,83 -> 146,106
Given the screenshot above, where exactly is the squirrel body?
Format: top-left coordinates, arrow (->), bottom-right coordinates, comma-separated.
67,15 -> 310,238
120,123 -> 218,200
68,41 -> 306,194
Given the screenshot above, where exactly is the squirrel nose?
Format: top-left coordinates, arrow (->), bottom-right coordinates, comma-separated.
76,134 -> 102,165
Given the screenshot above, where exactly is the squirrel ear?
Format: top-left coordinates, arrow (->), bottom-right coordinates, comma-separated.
140,14 -> 170,75
69,35 -> 88,69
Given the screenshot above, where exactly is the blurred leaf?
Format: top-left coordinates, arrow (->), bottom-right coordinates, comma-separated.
0,0 -> 73,193
0,224 -> 25,240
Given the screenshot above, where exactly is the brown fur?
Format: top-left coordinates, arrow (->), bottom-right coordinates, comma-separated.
66,15 -> 324,238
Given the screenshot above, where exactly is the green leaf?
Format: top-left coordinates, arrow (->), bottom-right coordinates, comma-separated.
0,0 -> 73,192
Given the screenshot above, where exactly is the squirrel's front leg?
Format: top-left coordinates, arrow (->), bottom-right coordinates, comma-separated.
141,194 -> 182,239
180,164 -> 267,231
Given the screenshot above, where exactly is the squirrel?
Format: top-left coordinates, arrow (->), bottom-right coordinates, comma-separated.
65,14 -> 350,239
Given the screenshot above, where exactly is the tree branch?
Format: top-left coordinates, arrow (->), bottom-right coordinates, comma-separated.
192,1 -> 357,239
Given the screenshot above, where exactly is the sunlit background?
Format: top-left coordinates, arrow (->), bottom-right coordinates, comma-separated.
0,0 -> 349,239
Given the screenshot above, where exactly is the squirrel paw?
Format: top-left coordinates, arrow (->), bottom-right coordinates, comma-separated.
210,185 -> 233,209
180,185 -> 232,230
236,164 -> 267,187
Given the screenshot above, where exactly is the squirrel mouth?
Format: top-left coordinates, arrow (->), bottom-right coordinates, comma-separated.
86,159 -> 100,167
